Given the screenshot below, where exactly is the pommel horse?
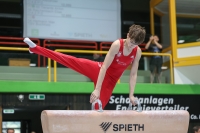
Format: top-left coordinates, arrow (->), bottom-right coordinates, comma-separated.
41,99 -> 189,133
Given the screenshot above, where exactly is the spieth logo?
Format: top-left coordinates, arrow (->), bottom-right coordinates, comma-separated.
100,122 -> 112,133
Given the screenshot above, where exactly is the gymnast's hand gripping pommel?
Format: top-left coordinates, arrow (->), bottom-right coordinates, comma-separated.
92,99 -> 142,112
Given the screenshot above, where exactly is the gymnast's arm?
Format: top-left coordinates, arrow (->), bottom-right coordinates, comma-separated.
90,40 -> 120,103
129,47 -> 141,105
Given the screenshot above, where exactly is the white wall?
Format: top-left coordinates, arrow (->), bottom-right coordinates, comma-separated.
174,65 -> 200,84
178,46 -> 200,58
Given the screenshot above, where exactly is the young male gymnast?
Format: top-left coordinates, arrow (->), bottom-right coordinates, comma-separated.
24,24 -> 146,109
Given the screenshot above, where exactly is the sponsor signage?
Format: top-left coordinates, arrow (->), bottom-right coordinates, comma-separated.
105,94 -> 200,122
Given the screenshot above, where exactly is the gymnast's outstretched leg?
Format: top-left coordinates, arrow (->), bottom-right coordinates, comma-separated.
24,38 -> 99,82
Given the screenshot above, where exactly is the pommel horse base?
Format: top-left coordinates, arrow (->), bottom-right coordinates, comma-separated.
41,100 -> 189,133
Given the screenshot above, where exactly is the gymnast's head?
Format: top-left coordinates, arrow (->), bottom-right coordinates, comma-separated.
126,24 -> 146,47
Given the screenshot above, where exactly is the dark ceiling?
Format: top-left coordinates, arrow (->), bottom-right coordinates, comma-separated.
0,0 -> 151,12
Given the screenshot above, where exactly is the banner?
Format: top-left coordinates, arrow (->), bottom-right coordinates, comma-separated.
105,94 -> 200,122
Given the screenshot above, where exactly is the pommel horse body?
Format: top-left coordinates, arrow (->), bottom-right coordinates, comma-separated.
41,100 -> 189,133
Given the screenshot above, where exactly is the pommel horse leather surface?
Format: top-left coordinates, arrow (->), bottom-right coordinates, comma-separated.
41,110 -> 189,133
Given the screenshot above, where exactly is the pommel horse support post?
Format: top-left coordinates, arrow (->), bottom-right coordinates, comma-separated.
41,99 -> 189,133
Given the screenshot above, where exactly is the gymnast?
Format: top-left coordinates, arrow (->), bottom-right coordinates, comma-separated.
24,24 -> 146,109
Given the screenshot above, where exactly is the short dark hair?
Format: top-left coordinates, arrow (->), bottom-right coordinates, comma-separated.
7,128 -> 14,133
193,126 -> 200,133
128,24 -> 146,44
